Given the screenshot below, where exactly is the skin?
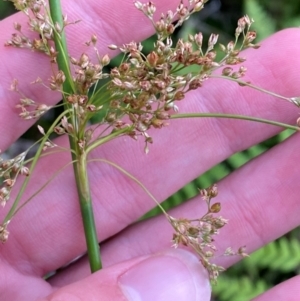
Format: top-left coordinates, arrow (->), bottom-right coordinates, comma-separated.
1,1 -> 300,300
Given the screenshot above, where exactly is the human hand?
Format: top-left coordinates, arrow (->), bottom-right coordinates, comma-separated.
1,1 -> 300,300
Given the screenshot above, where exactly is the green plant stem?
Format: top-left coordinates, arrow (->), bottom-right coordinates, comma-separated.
88,158 -> 167,216
48,0 -> 75,94
3,110 -> 69,224
13,160 -> 76,218
212,74 -> 299,106
86,127 -> 132,154
49,0 -> 102,273
75,153 -> 102,271
170,113 -> 300,131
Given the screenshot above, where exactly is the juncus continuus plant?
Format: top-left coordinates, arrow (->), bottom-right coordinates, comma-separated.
1,0 -> 300,297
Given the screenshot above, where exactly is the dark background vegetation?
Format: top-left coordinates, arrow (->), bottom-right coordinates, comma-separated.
1,1 -> 300,300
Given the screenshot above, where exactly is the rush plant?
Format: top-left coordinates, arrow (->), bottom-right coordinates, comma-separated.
1,0 -> 299,285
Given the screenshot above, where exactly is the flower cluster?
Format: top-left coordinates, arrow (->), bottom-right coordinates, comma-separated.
5,0 -> 54,54
69,51 -> 110,95
134,0 -> 209,39
102,2 -> 258,152
2,0 -> 260,248
0,151 -> 29,209
0,222 -> 9,243
10,79 -> 52,120
6,0 -> 259,155
168,184 -> 248,283
3,0 -> 300,286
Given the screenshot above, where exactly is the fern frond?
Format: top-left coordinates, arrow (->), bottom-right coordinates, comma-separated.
213,275 -> 268,301
248,237 -> 300,272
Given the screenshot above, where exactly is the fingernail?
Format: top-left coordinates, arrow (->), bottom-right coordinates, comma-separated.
119,249 -> 211,301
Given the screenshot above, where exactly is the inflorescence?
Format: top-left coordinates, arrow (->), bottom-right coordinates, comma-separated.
1,0 -> 269,280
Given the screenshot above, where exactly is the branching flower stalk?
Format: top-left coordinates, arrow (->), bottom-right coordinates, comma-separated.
87,159 -> 246,282
2,0 -> 300,281
0,108 -> 68,240
169,184 -> 248,283
49,0 -> 103,272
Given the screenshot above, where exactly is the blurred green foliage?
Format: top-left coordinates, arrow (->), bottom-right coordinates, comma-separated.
0,1 -> 15,20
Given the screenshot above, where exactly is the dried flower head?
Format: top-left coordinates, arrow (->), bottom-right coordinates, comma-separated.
0,222 -> 9,243
3,1 -> 273,283
168,185 -> 247,283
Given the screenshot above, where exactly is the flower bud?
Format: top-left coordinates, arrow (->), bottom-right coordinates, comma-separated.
210,202 -> 221,213
246,31 -> 256,43
195,33 -> 203,47
101,54 -> 110,66
147,51 -> 159,67
79,53 -> 89,68
222,67 -> 233,76
174,91 -> 185,100
156,111 -> 170,120
91,34 -> 97,45
108,44 -> 118,50
208,33 -> 219,49
20,166 -> 30,176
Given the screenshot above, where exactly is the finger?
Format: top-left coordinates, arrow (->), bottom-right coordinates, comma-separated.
0,259 -> 52,301
252,276 -> 300,301
40,249 -> 210,301
0,0 -> 179,150
49,129 -> 300,286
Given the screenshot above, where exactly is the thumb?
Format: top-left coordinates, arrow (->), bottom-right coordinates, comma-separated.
41,249 -> 211,301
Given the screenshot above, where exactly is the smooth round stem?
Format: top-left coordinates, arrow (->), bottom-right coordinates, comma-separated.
170,113 -> 300,131
75,154 -> 102,272
212,74 -> 299,106
49,0 -> 102,272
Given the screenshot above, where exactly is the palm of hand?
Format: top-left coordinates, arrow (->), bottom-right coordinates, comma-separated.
1,1 -> 300,300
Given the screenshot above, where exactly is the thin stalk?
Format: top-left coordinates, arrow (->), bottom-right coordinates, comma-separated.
75,153 -> 102,271
211,74 -> 300,107
86,127 -> 132,154
49,0 -> 102,272
12,160 -> 76,218
88,158 -> 167,216
170,113 -> 300,131
3,110 -> 69,224
48,0 -> 75,94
